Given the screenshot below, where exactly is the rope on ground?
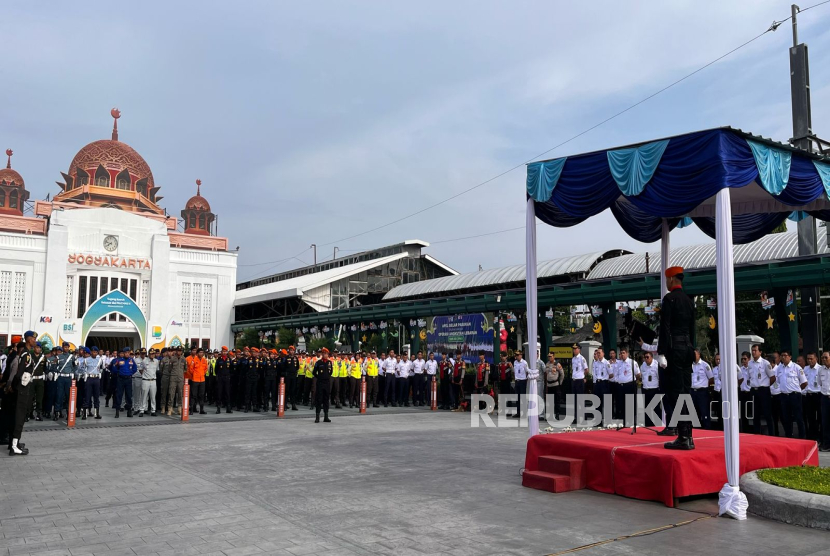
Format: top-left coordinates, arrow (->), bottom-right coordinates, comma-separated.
543,514 -> 716,556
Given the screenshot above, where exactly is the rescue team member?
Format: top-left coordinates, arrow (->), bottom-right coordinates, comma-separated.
113,347 -> 138,418
187,348 -> 208,415
313,348 -> 333,423
215,346 -> 233,414
657,266 -> 696,450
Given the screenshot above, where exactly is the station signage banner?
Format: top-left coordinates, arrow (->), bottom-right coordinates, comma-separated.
426,313 -> 494,363
68,253 -> 151,270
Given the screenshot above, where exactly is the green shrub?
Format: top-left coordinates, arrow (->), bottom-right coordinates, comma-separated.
756,466 -> 830,496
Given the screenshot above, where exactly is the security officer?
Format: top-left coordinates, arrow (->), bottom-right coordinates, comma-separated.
348,354 -> 361,408
83,346 -> 103,419
215,346 -> 233,414
283,346 -> 300,411
28,341 -> 47,421
244,348 -> 260,412
7,332 -> 37,455
114,347 -> 138,418
54,342 -> 75,420
264,349 -> 279,411
313,348 -> 334,423
44,347 -> 59,420
366,351 -> 380,408
657,266 -> 696,450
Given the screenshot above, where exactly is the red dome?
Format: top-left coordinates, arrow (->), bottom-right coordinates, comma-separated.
0,168 -> 24,188
185,193 -> 211,212
68,139 -> 155,188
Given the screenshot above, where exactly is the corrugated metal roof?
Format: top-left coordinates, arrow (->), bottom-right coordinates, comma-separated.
383,251 -> 619,300
586,228 -> 828,280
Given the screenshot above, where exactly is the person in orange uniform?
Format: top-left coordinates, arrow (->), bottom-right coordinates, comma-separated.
189,348 -> 209,415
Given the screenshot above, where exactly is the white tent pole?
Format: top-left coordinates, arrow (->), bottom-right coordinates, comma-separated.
525,199 -> 540,437
660,219 -> 670,296
714,188 -> 748,520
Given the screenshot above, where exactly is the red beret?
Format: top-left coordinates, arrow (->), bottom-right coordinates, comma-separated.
665,266 -> 684,278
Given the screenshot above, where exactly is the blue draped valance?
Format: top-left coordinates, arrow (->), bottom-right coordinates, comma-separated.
529,128 -> 830,244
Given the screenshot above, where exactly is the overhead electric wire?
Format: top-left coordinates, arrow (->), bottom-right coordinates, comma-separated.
253,1 -> 830,277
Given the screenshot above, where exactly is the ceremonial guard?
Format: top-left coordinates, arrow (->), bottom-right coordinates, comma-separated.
28,342 -> 47,421
44,348 -> 59,420
6,333 -> 37,455
657,267 -> 696,450
313,348 -> 334,423
0,342 -> 26,449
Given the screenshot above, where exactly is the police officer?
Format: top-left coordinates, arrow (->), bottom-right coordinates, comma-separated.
283,346 -> 300,411
44,347 -> 59,420
657,267 -> 696,450
313,348 -> 334,423
54,342 -> 75,420
28,341 -> 47,421
8,332 -> 37,455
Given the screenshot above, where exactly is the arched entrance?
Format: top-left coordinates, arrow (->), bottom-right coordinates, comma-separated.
81,290 -> 147,348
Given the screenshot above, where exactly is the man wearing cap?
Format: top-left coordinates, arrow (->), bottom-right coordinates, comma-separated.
214,347 -> 233,414
189,348 -> 208,415
5,332 -> 37,454
244,348 -> 260,412
263,349 -> 279,411
113,347 -> 138,418
658,266 -> 697,450
313,348 -> 334,423
44,347 -> 59,421
54,342 -> 75,420
83,346 -> 104,419
27,341 -> 47,422
283,346 -> 300,411
138,348 -> 159,417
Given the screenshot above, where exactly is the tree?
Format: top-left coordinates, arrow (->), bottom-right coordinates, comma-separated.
275,327 -> 297,350
237,328 -> 261,349
307,337 -> 335,353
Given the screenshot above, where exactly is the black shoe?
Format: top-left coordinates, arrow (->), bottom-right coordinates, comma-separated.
404,403 -> 410,407
820,445 -> 830,452
384,404 -> 388,408
244,408 -> 249,413
324,416 -> 331,423
81,410 -> 87,421
115,410 -> 120,418
216,408 -> 221,414
664,437 -> 694,450
95,409 -> 101,420
9,447 -> 28,456
36,413 -> 43,422
105,401 -> 109,408
291,405 -> 298,411
226,409 -> 233,414
657,427 -> 678,437
315,415 -> 320,423
335,403 -> 342,409
139,412 -> 144,417
151,412 -> 157,417
252,408 -> 259,413
373,404 -> 379,408
127,409 -> 133,418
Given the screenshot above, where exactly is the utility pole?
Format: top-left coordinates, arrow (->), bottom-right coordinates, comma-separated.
790,4 -> 822,354
310,244 -> 317,266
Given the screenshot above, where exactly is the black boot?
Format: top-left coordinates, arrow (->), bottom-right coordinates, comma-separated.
95,408 -> 102,420
81,409 -> 87,421
115,409 -> 120,418
324,413 -> 331,423
36,412 -> 43,422
664,436 -> 694,450
127,409 -> 133,418
657,427 -> 678,437
315,413 -> 320,423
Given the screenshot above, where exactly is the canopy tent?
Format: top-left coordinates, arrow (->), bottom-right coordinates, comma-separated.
524,127 -> 830,520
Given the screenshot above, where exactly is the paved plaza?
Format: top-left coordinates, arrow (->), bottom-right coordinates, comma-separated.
1,410 -> 829,556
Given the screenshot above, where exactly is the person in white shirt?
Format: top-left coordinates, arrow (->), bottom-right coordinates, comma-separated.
424,352 -> 438,408
615,349 -> 636,424
817,352 -> 830,452
412,351 -> 426,406
802,352 -> 823,441
606,349 -> 619,418
748,344 -> 776,436
513,350 -> 529,419
571,344 -> 588,396
738,352 -> 752,433
384,351 -> 398,407
775,350 -> 807,439
711,354 -> 723,430
690,349 -> 714,429
640,351 -> 661,427
591,349 -> 610,420
395,353 -> 412,407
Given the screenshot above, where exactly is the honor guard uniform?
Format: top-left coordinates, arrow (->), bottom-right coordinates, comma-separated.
7,333 -> 38,455
28,342 -> 47,422
313,348 -> 334,423
44,348 -> 59,420
657,267 -> 696,450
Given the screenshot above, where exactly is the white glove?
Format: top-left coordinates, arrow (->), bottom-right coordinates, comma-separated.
656,354 -> 668,369
47,372 -> 54,381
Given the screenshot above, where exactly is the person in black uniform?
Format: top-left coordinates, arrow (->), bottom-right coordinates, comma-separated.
244,349 -> 260,412
283,346 -> 300,411
313,348 -> 333,423
215,346 -> 233,414
657,266 -> 696,450
0,342 -> 26,449
263,350 -> 278,411
7,332 -> 37,455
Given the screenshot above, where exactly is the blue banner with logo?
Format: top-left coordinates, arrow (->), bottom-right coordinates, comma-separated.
427,313 -> 494,363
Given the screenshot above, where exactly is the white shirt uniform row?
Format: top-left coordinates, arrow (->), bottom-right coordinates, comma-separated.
775,361 -> 808,394
571,354 -> 588,380
691,360 -> 713,389
591,358 -> 610,381
640,360 -> 659,389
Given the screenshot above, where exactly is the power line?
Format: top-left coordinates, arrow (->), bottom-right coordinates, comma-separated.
309,3 -> 828,249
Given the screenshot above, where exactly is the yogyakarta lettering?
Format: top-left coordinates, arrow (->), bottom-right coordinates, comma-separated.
68,253 -> 151,270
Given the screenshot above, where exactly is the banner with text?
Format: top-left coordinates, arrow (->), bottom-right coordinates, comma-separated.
426,313 -> 494,363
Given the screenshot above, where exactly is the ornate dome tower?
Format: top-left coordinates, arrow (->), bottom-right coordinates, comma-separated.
0,149 -> 30,216
54,109 -> 164,214
181,179 -> 215,235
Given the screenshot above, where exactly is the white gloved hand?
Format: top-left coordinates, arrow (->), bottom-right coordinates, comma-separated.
656,354 -> 668,369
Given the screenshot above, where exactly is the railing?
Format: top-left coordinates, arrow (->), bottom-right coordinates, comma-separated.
168,232 -> 228,251
0,214 -> 47,235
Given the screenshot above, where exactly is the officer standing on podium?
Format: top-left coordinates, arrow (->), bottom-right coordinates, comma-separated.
657,266 -> 696,450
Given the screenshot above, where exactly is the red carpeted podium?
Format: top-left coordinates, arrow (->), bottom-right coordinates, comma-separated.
524,428 -> 819,507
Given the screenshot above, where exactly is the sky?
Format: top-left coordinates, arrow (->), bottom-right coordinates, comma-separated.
3,1 -> 830,282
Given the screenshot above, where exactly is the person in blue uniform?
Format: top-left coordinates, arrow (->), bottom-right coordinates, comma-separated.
83,346 -> 104,420
113,347 -> 138,418
54,342 -> 75,421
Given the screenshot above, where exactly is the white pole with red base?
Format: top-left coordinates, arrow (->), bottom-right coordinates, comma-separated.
182,379 -> 190,421
68,379 -> 77,428
278,377 -> 285,418
359,377 -> 367,413
430,377 -> 437,411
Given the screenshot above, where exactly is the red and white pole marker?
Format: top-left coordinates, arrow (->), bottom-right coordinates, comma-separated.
278,377 -> 285,418
67,379 -> 77,428
430,377 -> 437,411
359,376 -> 367,414
182,379 -> 190,422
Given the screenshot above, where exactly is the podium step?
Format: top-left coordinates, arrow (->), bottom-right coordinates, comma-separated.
538,456 -> 586,490
522,470 -> 572,493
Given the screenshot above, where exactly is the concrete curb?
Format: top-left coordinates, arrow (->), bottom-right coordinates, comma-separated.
741,471 -> 830,529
